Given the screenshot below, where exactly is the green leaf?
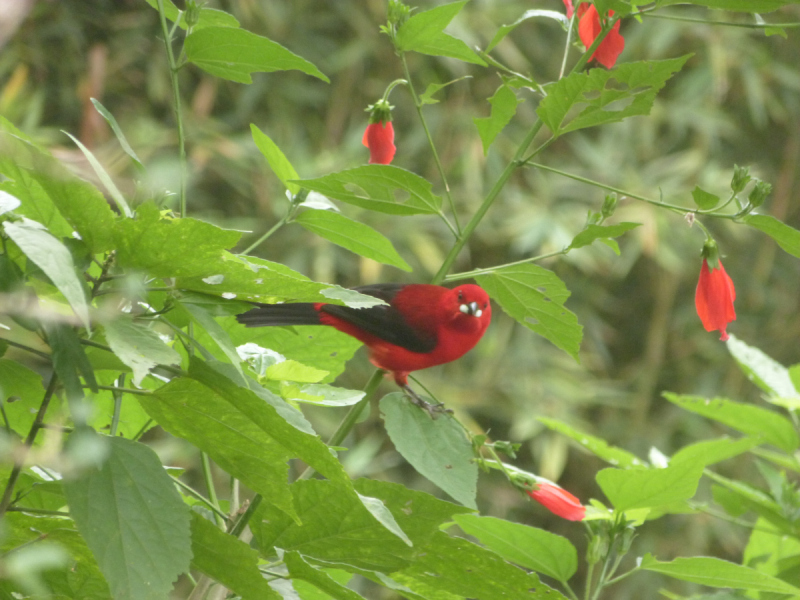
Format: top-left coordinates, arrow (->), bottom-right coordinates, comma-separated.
144,0 -> 240,30
380,393 -> 478,508
727,334 -> 800,403
396,1 -> 485,65
537,56 -> 691,137
3,218 -> 90,329
143,375 -> 300,521
708,471 -> 797,532
487,9 -> 569,52
250,124 -> 301,194
671,436 -> 761,468
104,315 -> 181,387
418,76 -> 471,105
295,166 -> 442,216
691,186 -> 720,210
177,253 -> 383,307
189,359 -> 351,486
265,359 -> 328,383
596,458 -> 705,510
185,26 -> 329,83
398,532 -> 564,600
453,514 -> 577,583
279,382 -> 365,406
285,552 -> 367,600
115,203 -> 241,278
180,297 -> 247,384
190,512 -> 281,599
295,210 -> 411,271
46,323 -> 98,403
663,393 -> 799,453
538,417 -> 645,468
742,214 -> 800,258
567,222 -> 641,254
357,492 -> 412,547
639,554 -> 800,595
90,99 -> 144,170
657,0 -> 795,13
476,264 -> 582,361
252,479 -> 417,573
0,190 -> 20,215
0,360 -> 46,437
473,84 -> 522,155
63,131 -> 132,218
63,436 -> 192,600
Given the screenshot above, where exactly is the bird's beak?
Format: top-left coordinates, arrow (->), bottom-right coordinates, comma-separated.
459,301 -> 483,318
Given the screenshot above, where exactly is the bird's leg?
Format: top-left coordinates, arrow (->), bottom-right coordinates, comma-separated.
400,383 -> 452,418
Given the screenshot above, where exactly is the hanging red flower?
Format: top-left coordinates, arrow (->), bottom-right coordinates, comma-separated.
362,120 -> 396,165
527,480 -> 586,521
563,1 -> 625,69
695,245 -> 736,341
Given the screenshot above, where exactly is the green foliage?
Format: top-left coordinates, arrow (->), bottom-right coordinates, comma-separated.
0,0 -> 798,598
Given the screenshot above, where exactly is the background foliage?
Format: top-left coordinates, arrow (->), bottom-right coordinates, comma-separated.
0,0 -> 799,598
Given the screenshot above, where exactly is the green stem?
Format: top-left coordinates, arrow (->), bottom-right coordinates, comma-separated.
444,249 -> 566,282
432,119 -> 545,285
109,374 -> 125,437
0,338 -> 50,360
229,494 -> 263,537
643,12 -> 800,28
6,506 -> 69,516
201,452 -> 225,528
0,373 -> 59,516
400,54 -> 461,236
87,385 -> 152,396
240,189 -> 307,255
171,475 -> 231,523
157,0 -> 188,218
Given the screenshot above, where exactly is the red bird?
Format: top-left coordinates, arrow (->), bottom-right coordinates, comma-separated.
236,283 -> 492,413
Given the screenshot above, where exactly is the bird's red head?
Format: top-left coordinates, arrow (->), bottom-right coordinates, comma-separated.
446,284 -> 492,333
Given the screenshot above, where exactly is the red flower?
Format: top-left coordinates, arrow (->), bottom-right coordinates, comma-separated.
362,121 -> 396,165
563,1 -> 625,69
527,481 -> 586,521
695,256 -> 736,341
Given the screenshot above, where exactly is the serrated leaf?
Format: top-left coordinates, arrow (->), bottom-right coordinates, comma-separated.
90,99 -> 144,170
453,514 -> 577,583
142,375 -> 299,521
741,214 -> 800,258
253,479 -> 417,573
295,166 -> 442,216
104,314 -> 181,386
295,210 -> 411,271
567,222 -> 640,252
185,26 -> 329,83
411,31 -> 486,66
115,203 -> 241,278
63,436 -> 192,600
639,554 -> 800,595
691,185 -> 720,210
537,56 -> 691,137
63,131 -> 132,218
396,1 -> 477,64
538,417 -> 645,468
487,9 -> 569,52
476,264 -> 582,361
190,513 -> 281,599
250,124 -> 300,194
399,532 -> 564,600
380,393 -> 477,508
663,393 -> 799,453
473,84 -> 521,155
596,458 -> 705,511
3,218 -> 90,329
418,76 -> 471,105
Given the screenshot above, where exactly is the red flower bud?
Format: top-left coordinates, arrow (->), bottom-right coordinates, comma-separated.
527,481 -> 586,521
695,257 -> 736,341
362,121 -> 396,165
563,1 -> 625,69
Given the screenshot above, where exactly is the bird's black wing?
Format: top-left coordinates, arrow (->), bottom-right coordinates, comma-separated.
320,284 -> 437,354
236,302 -> 320,327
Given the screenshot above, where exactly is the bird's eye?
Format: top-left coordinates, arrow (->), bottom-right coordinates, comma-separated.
458,291 -> 464,302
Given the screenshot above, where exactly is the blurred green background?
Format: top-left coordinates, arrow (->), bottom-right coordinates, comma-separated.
2,0 -> 798,597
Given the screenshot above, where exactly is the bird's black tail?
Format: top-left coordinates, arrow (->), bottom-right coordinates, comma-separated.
236,303 -> 321,328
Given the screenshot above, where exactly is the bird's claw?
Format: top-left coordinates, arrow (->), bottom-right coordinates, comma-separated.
401,385 -> 452,419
